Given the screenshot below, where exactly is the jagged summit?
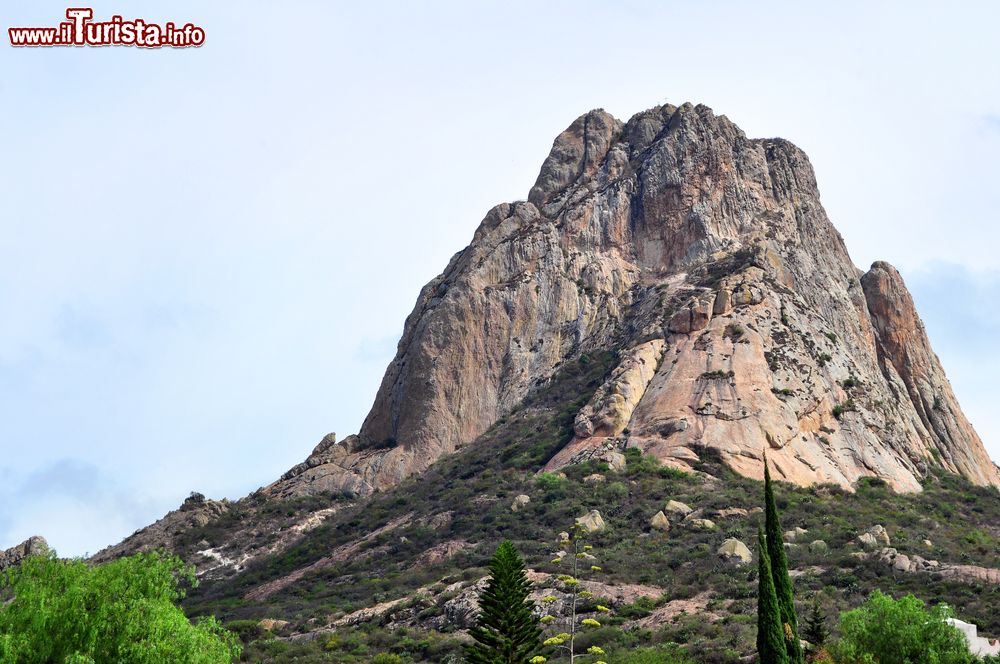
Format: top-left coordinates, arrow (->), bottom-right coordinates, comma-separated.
261,101 -> 998,498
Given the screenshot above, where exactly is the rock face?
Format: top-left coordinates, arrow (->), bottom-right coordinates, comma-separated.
92,492 -> 231,565
0,536 -> 48,571
263,101 -> 999,497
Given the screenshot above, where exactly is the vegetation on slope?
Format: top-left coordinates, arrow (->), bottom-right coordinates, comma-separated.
168,353 -> 999,663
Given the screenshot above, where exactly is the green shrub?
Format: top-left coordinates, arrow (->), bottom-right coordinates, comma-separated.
372,654 -> 404,664
831,590 -> 974,664
616,645 -> 697,663
536,472 -> 567,492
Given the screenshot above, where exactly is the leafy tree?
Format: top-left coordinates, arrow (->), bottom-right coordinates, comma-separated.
0,550 -> 240,663
831,590 -> 975,664
757,527 -> 789,664
465,540 -> 542,664
539,524 -> 611,663
764,458 -> 802,663
802,598 -> 829,650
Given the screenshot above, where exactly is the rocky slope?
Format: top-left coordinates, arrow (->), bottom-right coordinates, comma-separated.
262,101 -> 999,498
0,536 -> 48,572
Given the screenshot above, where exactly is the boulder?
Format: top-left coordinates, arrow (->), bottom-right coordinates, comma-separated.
575,510 -> 606,533
809,540 -> 829,555
784,527 -> 808,542
650,511 -> 670,531
510,494 -> 531,512
717,538 -> 752,565
259,619 -> 289,631
605,451 -> 627,473
857,532 -> 878,549
583,474 -> 606,484
713,289 -> 732,315
716,507 -> 749,519
665,500 -> 693,517
869,525 -> 891,546
686,518 -> 716,531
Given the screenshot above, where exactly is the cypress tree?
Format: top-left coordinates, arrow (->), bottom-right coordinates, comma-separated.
764,458 -> 802,663
757,527 -> 790,664
465,541 -> 542,664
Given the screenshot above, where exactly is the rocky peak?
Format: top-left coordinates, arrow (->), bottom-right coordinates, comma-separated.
862,261 -> 1000,486
262,100 -> 999,499
0,535 -> 48,571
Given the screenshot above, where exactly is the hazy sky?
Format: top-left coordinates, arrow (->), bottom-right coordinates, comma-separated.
3,1 -> 999,557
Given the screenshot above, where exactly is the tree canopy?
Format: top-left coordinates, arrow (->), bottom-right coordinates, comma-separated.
0,551 -> 240,664
832,590 -> 974,664
465,540 -> 541,664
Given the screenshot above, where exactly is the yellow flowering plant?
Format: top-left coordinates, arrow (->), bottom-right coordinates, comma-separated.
538,523 -> 614,662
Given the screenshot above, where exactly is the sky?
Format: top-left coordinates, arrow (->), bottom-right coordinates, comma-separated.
2,1 -> 999,557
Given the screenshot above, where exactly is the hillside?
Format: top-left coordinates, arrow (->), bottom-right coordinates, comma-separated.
90,101 -> 1000,662
181,352 -> 1000,663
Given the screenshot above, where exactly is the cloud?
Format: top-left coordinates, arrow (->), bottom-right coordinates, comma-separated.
0,459 -> 162,558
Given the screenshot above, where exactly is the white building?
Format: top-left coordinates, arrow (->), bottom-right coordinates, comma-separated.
946,618 -> 1000,657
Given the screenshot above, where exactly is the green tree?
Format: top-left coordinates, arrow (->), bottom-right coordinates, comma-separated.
764,458 -> 802,663
0,550 -> 240,663
465,541 -> 542,664
757,527 -> 789,664
831,590 -> 974,664
802,598 -> 829,651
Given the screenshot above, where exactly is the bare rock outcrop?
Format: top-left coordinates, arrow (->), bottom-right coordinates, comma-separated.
92,492 -> 230,564
862,262 -> 1000,486
0,536 -> 48,571
252,101 -> 999,498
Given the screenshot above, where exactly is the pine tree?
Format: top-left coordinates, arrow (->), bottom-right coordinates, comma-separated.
757,527 -> 790,664
465,541 -> 542,664
764,457 -> 802,663
802,598 -> 829,650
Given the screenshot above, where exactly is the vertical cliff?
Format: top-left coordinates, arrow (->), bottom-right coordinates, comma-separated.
264,102 -> 999,498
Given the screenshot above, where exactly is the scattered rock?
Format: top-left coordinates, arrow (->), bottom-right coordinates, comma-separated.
605,451 -> 627,473
716,507 -> 749,519
784,527 -> 808,542
686,518 -> 716,531
417,541 -> 474,566
717,538 -> 752,565
575,510 -> 606,533
868,525 -> 891,546
650,511 -> 670,531
259,619 -> 289,632
665,500 -> 693,517
809,540 -> 829,555
510,494 -> 531,512
858,525 -> 890,549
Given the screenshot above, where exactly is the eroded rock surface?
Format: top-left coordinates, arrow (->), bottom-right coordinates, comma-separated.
260,101 -> 997,496
0,536 -> 48,571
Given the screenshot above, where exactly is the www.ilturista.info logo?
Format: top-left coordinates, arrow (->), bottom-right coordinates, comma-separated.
9,8 -> 205,48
